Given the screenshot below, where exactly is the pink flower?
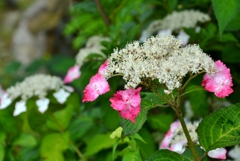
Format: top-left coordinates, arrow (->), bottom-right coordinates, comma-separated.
160,121 -> 181,149
208,148 -> 227,160
109,87 -> 141,123
202,60 -> 233,98
82,73 -> 110,102
160,120 -> 227,160
98,60 -> 108,75
64,65 -> 81,83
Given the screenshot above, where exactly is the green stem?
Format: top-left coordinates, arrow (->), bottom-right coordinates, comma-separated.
176,111 -> 200,161
174,89 -> 200,161
49,113 -> 88,161
94,0 -> 110,26
181,71 -> 205,90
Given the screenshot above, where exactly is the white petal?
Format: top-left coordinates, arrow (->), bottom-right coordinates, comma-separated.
158,29 -> 172,35
63,85 -> 74,92
0,93 -> 12,109
195,26 -> 201,33
208,148 -> 226,159
177,30 -> 190,46
53,88 -> 70,104
14,101 -> 27,116
170,141 -> 186,154
36,98 -> 50,113
228,145 -> 240,160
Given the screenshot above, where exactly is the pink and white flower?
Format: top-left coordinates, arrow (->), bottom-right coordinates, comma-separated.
202,60 -> 233,98
64,65 -> 81,83
160,120 -> 227,159
0,93 -> 12,109
82,73 -> 110,102
109,87 -> 141,123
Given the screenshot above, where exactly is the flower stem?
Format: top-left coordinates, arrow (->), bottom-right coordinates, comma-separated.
175,89 -> 200,161
94,0 -> 110,26
176,111 -> 200,161
49,112 -> 88,161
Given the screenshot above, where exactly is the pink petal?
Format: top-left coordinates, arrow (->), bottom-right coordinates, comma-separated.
160,130 -> 173,149
98,60 -> 108,75
64,65 -> 81,83
170,121 -> 181,132
82,73 -> 110,102
208,148 -> 227,159
202,60 -> 233,98
110,87 -> 141,123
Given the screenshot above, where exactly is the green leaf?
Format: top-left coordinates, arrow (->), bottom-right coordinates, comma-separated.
188,90 -> 208,117
40,132 -> 69,161
220,33 -> 238,42
122,148 -> 141,161
46,104 -> 74,131
225,13 -> 240,31
198,103 -> 240,151
112,139 -> 120,161
222,45 -> 240,63
147,113 -> 173,132
68,116 -> 94,141
122,109 -> 148,137
182,86 -> 205,96
141,92 -> 166,109
137,128 -> 156,160
130,133 -> 146,144
212,0 -> 240,36
167,0 -> 177,11
85,133 -> 115,156
13,133 -> 37,147
146,149 -> 184,161
182,146 -> 208,161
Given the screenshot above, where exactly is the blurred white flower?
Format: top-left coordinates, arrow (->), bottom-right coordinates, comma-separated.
36,98 -> 50,113
228,145 -> 240,161
14,101 -> 27,116
53,88 -> 70,104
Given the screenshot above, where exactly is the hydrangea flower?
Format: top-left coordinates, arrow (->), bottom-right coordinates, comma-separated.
160,120 -> 227,159
202,60 -> 233,98
82,73 -> 110,102
0,74 -> 72,116
64,65 -> 81,83
109,87 -> 141,123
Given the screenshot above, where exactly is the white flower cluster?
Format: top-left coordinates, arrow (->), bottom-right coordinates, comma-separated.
104,34 -> 215,93
171,121 -> 200,146
0,74 -> 72,116
140,10 -> 210,41
6,74 -> 64,100
76,35 -> 110,65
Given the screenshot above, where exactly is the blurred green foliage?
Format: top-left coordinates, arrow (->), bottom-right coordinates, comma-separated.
0,0 -> 240,160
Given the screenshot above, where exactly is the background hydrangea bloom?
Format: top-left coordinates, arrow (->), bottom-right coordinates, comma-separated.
202,60 -> 233,98
160,120 -> 227,159
109,87 -> 141,122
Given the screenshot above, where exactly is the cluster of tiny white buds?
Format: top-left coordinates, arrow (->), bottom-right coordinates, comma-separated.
104,34 -> 216,94
6,74 -> 64,100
